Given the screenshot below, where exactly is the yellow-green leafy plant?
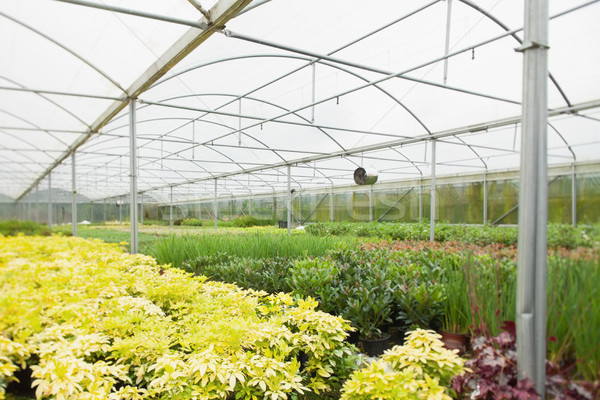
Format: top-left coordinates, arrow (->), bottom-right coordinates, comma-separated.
340,329 -> 467,400
0,236 -> 356,400
1,336 -> 31,400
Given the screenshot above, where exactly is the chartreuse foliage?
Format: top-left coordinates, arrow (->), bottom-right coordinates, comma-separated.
340,330 -> 466,400
0,236 -> 356,400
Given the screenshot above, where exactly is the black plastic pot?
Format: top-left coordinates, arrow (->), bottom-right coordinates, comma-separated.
360,333 -> 391,357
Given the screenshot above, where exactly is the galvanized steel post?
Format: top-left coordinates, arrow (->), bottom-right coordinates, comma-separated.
36,184 -> 40,223
287,165 -> 291,235
311,63 -> 316,122
419,179 -> 423,223
72,152 -> 77,237
129,100 -> 139,253
214,180 -> 218,230
516,0 -> 549,395
430,139 -> 436,242
48,173 -> 53,228
369,186 -> 374,222
483,171 -> 488,224
330,186 -> 334,222
170,186 -> 173,228
140,194 -> 144,226
443,0 -> 453,84
571,163 -> 577,226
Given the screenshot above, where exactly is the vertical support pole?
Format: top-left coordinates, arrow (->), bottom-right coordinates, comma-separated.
298,193 -> 302,225
119,197 -> 122,225
483,171 -> 488,224
249,196 -> 253,217
287,165 -> 291,235
170,186 -> 174,228
214,179 -> 218,230
72,152 -> 77,237
140,194 -> 144,226
330,186 -> 335,222
418,179 -> 423,223
311,63 -> 316,122
430,139 -> 436,242
48,173 -> 53,228
369,186 -> 374,222
28,199 -> 32,220
129,99 -> 139,253
102,199 -> 106,223
238,99 -> 242,146
36,184 -> 40,223
571,163 -> 577,226
90,202 -> 93,223
443,0 -> 453,84
516,0 -> 548,396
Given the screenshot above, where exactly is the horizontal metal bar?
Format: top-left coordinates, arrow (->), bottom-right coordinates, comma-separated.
53,0 -> 209,29
138,99 -> 405,139
0,126 -> 87,134
0,85 -> 123,101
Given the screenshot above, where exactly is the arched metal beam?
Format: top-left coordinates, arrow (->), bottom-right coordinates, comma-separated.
457,0 -> 571,107
0,108 -> 70,147
0,11 -> 126,94
0,77 -> 92,128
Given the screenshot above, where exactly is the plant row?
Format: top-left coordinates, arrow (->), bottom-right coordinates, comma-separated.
0,220 -> 51,237
150,233 -> 349,269
0,236 -> 358,400
176,216 -> 273,228
305,222 -> 600,248
181,239 -> 600,383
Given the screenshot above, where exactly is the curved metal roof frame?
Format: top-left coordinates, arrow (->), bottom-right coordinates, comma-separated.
0,0 -> 598,204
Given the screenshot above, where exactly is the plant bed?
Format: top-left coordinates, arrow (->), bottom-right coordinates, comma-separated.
0,236 -> 358,400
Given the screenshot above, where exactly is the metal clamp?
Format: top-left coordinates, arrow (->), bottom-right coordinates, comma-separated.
514,41 -> 550,52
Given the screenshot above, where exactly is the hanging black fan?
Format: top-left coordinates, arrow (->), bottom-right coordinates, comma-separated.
354,167 -> 378,185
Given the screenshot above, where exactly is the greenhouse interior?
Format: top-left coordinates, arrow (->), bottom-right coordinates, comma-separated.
0,0 -> 599,399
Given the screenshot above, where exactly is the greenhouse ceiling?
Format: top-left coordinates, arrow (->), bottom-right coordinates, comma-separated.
1,0 -> 599,204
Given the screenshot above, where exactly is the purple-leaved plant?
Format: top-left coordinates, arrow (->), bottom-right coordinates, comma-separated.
451,322 -> 596,400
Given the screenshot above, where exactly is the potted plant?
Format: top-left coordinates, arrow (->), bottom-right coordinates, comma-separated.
440,261 -> 471,353
342,271 -> 394,356
341,329 -> 467,400
393,273 -> 445,334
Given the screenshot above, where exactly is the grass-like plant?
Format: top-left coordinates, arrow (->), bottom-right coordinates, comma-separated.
150,233 -> 347,268
546,251 -> 600,381
441,261 -> 471,335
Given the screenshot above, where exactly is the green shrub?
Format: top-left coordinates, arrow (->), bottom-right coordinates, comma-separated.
231,216 -> 272,228
185,254 -> 294,294
305,222 -> 600,248
0,220 -> 51,236
180,218 -> 204,226
340,329 -> 466,400
0,236 -> 357,400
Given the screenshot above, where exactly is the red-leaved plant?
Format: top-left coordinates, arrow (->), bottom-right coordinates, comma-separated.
451,322 -> 596,400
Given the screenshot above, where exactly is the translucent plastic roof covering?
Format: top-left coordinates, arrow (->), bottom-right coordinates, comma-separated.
2,0 -> 600,203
